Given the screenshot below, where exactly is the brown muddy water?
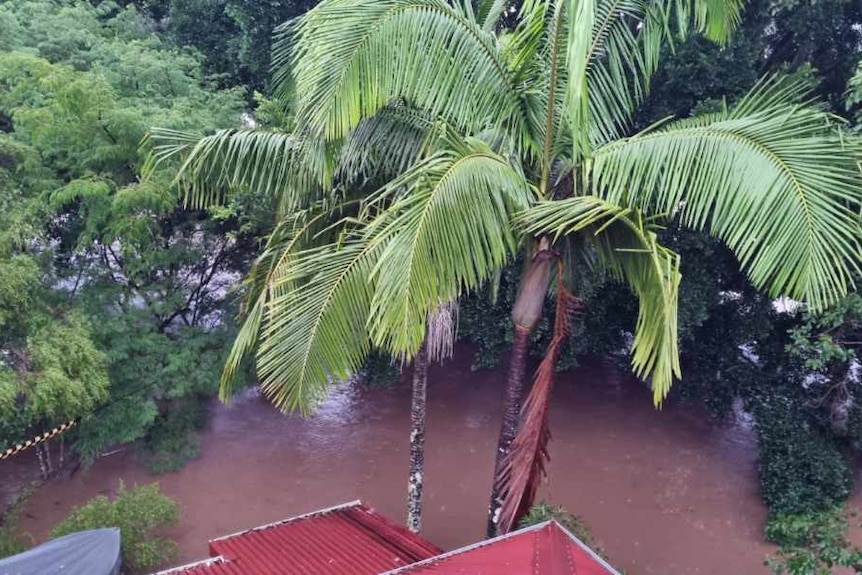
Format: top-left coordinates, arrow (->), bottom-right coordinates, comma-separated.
3,349 -> 782,574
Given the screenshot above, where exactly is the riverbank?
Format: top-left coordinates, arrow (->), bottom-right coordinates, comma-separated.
6,349 -> 774,574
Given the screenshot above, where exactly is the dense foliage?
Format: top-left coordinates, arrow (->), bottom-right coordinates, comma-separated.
1,1 -> 862,572
765,508 -> 862,575
518,501 -> 595,547
51,481 -> 179,573
0,495 -> 32,559
0,0 -> 258,472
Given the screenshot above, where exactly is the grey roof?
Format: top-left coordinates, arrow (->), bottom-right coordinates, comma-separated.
0,528 -> 121,575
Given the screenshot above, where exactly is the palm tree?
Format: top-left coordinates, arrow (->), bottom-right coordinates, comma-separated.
151,0 -> 862,537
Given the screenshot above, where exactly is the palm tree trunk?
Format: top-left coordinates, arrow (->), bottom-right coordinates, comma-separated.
486,250 -> 553,537
486,325 -> 531,536
407,342 -> 429,533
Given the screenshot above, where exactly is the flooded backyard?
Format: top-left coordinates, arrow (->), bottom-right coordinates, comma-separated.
3,349 -> 778,574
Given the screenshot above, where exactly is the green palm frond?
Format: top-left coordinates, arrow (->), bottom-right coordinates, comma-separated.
364,138 -> 533,356
283,0 -> 527,144
572,0 -> 744,151
256,236 -> 381,413
588,76 -> 862,311
566,0 -> 595,157
517,196 -> 681,402
509,0 -> 568,186
338,103 -> 436,185
477,0 -> 510,30
219,210 -> 329,401
148,127 -> 295,208
671,0 -> 743,45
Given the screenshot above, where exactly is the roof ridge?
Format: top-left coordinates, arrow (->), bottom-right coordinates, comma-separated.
208,500 -> 364,543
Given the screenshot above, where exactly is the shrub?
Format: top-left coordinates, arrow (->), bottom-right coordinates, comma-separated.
138,397 -> 206,474
139,431 -> 201,475
51,481 -> 178,573
519,501 -> 595,547
0,498 -> 32,560
765,508 -> 862,574
754,399 -> 853,515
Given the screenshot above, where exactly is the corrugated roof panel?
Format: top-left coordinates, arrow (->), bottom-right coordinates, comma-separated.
156,502 -> 441,575
381,521 -> 621,575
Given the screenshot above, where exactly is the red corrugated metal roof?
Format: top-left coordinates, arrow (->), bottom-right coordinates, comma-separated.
380,521 -> 621,575
156,501 -> 442,575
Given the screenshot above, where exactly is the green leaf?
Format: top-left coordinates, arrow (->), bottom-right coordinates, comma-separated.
518,196 -> 681,402
283,0 -> 527,143
588,76 -> 862,312
364,139 -> 532,356
255,236 -> 380,413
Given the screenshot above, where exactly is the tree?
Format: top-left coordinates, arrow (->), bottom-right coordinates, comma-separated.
51,481 -> 179,573
153,0 -> 862,537
0,0 -> 254,470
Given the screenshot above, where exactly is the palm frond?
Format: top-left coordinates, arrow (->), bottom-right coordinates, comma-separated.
509,0 -> 569,188
518,196 -> 682,402
219,211 -> 329,401
477,0 -> 510,30
671,0 -> 744,45
364,138 -> 533,357
283,0 -> 527,145
337,103 -> 435,185
255,236 -> 380,413
566,0 -> 596,158
147,127 -> 299,209
574,0 -> 744,150
589,75 -> 862,312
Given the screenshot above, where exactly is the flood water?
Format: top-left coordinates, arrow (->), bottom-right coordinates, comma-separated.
4,348 -> 779,574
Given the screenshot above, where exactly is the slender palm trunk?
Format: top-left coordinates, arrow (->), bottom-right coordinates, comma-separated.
486,325 -> 531,536
407,342 -> 429,533
486,251 -> 552,537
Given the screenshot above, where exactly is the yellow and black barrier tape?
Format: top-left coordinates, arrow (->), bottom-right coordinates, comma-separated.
0,420 -> 76,462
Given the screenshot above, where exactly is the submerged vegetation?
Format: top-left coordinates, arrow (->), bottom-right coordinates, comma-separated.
2,0 -> 862,573
51,481 -> 178,573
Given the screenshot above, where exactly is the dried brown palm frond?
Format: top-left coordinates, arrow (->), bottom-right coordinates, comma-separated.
495,265 -> 581,534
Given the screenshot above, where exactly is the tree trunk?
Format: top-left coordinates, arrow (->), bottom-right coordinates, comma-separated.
487,325 -> 532,536
407,342 -> 429,533
486,251 -> 553,538
44,440 -> 53,477
35,444 -> 48,480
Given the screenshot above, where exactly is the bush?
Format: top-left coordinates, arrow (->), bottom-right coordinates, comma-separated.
139,431 -> 201,475
754,400 -> 853,515
519,501 -> 595,547
765,508 -> 862,574
138,397 -> 207,474
0,499 -> 32,560
51,481 -> 178,573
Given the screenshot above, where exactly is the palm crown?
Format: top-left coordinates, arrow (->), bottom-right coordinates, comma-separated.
151,0 -> 861,413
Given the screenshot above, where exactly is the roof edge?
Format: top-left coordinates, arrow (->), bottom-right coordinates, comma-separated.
208,500 -> 364,543
380,520 -> 621,575
152,556 -> 228,575
549,520 -> 622,575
